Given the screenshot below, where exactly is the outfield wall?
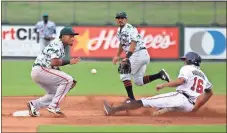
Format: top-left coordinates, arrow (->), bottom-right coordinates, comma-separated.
2,25 -> 226,60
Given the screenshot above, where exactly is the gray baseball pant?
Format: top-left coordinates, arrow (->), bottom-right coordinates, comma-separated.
30,66 -> 75,110
120,49 -> 150,85
40,38 -> 51,52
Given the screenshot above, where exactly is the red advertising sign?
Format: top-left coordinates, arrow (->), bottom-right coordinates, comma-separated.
70,26 -> 179,58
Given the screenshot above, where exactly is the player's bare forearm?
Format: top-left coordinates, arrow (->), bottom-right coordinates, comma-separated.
51,58 -> 80,66
125,41 -> 136,59
117,44 -> 123,57
51,58 -> 64,66
163,78 -> 184,88
192,90 -> 213,112
51,58 -> 71,66
128,41 -> 136,53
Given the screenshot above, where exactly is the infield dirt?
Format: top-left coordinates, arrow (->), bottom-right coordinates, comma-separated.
2,95 -> 226,132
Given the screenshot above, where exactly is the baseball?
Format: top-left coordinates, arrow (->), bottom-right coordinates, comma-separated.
91,69 -> 97,74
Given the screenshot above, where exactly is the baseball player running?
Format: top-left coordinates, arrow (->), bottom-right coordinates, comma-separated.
104,52 -> 213,116
27,27 -> 80,117
35,13 -> 56,52
113,12 -> 170,103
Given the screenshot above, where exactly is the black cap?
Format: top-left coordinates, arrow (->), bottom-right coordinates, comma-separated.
115,12 -> 127,18
60,27 -> 79,36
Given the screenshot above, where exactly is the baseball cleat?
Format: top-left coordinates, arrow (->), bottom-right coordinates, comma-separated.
160,69 -> 170,82
103,100 -> 115,116
47,107 -> 64,116
153,107 -> 174,116
27,102 -> 40,117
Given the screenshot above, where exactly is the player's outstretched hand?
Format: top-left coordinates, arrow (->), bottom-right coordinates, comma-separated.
156,84 -> 165,91
70,57 -> 81,65
112,56 -> 120,64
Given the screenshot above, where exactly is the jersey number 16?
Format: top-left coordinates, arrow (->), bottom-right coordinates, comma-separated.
191,77 -> 204,94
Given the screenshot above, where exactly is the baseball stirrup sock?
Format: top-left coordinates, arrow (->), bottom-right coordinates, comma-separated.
123,80 -> 135,100
143,73 -> 161,84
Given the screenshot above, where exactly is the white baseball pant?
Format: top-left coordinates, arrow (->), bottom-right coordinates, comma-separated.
141,92 -> 194,112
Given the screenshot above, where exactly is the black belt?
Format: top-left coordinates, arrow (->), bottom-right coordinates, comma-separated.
177,91 -> 195,105
139,47 -> 146,50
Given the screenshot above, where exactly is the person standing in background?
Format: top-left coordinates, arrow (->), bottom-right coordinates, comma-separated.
35,13 -> 56,52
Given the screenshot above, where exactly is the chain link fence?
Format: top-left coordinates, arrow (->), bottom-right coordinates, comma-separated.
2,1 -> 226,25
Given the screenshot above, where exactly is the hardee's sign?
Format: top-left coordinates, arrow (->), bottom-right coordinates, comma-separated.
71,26 -> 179,59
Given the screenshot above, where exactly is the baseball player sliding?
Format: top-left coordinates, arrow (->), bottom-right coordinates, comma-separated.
35,13 -> 56,52
104,52 -> 213,116
113,12 -> 170,103
27,27 -> 80,117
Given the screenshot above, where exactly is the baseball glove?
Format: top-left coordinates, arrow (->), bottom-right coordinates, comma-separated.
118,59 -> 131,74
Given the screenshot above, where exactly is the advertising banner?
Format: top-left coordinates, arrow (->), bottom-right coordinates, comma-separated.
184,27 -> 226,59
70,26 -> 180,59
2,25 -> 63,57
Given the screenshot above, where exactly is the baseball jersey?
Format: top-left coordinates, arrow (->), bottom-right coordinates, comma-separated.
116,23 -> 145,53
33,39 -> 65,68
35,21 -> 56,38
176,65 -> 213,100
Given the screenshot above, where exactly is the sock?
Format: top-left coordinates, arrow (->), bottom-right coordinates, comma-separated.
143,73 -> 161,84
123,80 -> 135,100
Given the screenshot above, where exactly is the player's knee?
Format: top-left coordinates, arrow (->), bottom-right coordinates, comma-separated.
61,76 -> 74,86
134,78 -> 144,86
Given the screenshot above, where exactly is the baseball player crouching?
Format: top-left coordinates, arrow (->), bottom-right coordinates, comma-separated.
27,27 -> 80,117
113,12 -> 170,103
104,52 -> 213,116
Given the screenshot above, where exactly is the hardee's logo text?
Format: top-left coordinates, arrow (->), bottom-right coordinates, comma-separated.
72,27 -> 177,55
